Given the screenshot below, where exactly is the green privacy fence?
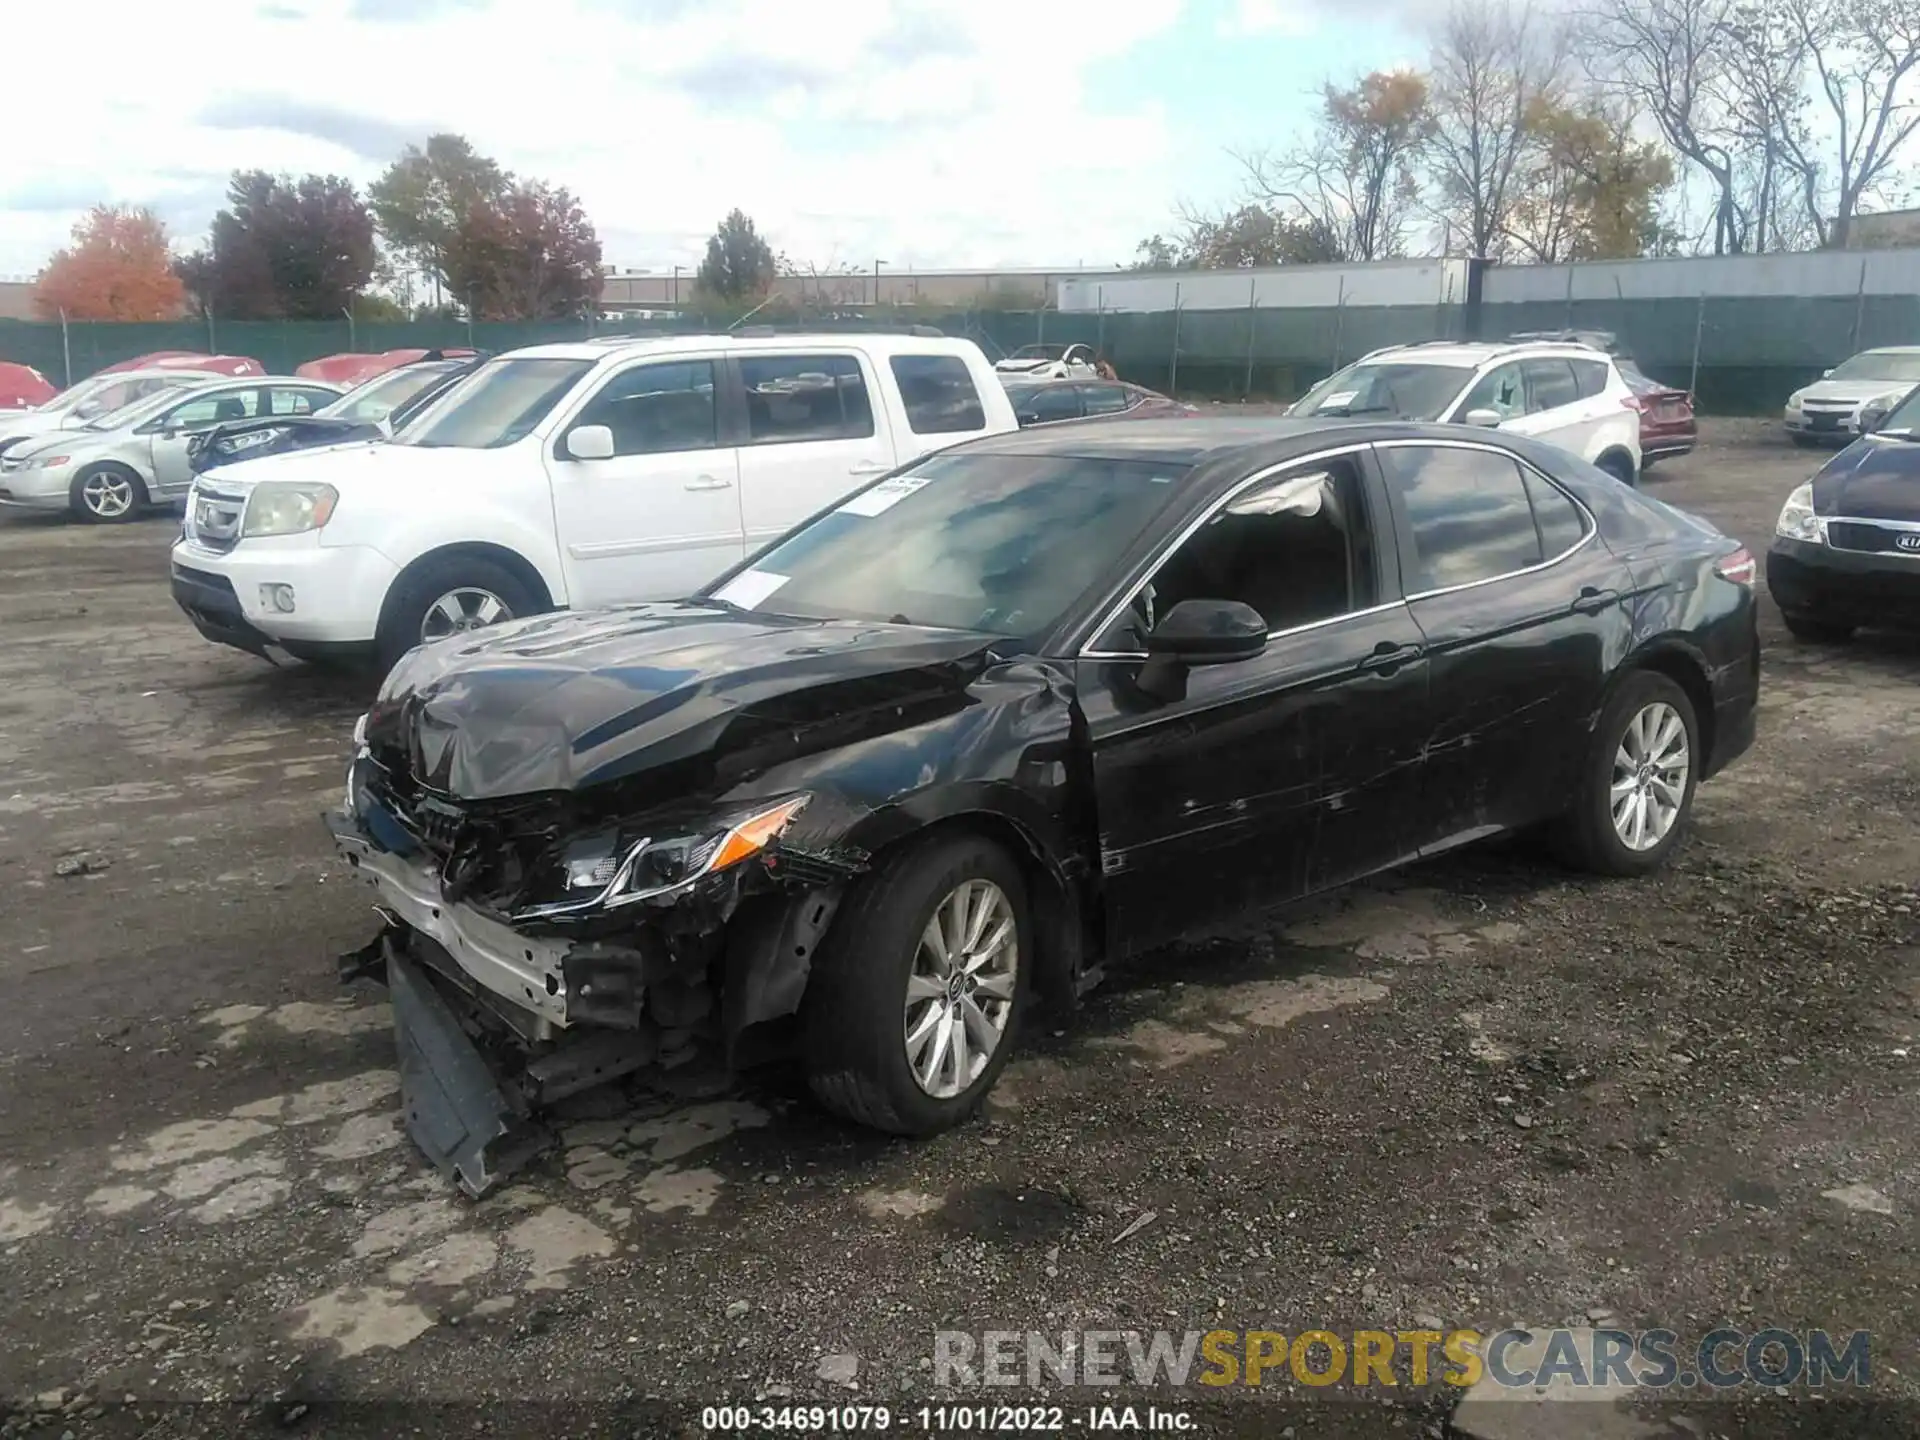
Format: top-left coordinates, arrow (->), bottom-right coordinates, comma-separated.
4,285 -> 1914,414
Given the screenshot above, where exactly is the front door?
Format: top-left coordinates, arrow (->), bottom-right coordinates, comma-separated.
546,357 -> 745,608
1373,439 -> 1636,852
730,352 -> 896,553
145,386 -> 263,497
1077,448 -> 1430,957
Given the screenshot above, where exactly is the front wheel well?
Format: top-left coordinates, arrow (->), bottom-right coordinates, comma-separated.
377,543 -> 554,635
858,812 -> 1090,1011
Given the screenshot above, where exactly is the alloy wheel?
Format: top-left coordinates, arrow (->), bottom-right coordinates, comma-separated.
82,472 -> 135,519
903,878 -> 1018,1098
420,587 -> 513,643
1610,700 -> 1690,851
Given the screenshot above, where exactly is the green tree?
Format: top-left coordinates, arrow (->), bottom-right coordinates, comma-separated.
176,171 -> 376,319
369,134 -> 508,302
1507,97 -> 1678,260
696,209 -> 778,301
1133,207 -> 1341,269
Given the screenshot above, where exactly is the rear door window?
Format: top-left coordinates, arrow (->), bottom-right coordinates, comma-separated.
1017,387 -> 1083,424
1521,358 -> 1581,414
1379,443 -> 1545,593
890,354 -> 987,435
1078,384 -> 1134,416
1570,359 -> 1612,399
739,354 -> 875,444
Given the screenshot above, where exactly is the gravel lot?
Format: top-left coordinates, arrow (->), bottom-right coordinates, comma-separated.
2,419 -> 1917,1439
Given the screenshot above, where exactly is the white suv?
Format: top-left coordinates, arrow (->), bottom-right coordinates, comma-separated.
170,331 -> 1018,671
1288,339 -> 1643,484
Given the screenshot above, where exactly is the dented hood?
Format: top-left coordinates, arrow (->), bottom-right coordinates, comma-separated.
366,602 -> 999,801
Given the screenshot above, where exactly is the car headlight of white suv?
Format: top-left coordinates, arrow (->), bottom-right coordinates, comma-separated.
1775,482 -> 1824,543
242,481 -> 338,537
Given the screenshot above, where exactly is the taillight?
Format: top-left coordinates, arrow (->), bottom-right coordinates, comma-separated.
1623,395 -> 1648,413
1715,546 -> 1757,585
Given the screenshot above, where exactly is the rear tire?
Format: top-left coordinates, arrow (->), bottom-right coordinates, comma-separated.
804,833 -> 1029,1135
1551,671 -> 1699,878
1781,611 -> 1855,644
1595,451 -> 1638,488
69,464 -> 147,524
375,555 -> 540,676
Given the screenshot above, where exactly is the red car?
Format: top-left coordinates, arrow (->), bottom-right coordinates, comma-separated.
1004,377 -> 1196,427
0,362 -> 56,410
96,352 -> 264,378
1619,359 -> 1697,469
296,348 -> 477,388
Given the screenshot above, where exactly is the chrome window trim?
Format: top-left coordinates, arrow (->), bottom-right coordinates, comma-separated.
1074,441 -> 1377,660
1372,437 -> 1598,602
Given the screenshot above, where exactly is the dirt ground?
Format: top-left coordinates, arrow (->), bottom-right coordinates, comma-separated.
2,419 -> 1917,1439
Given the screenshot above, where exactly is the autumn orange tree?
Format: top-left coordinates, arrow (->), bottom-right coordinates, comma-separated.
33,206 -> 186,321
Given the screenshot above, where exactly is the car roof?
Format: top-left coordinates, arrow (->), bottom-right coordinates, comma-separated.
503,332 -> 971,362
951,416 -> 1492,468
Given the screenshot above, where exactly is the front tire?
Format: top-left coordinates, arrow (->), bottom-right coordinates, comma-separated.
1781,611 -> 1855,644
804,833 -> 1029,1135
69,464 -> 147,524
376,555 -> 539,675
1552,671 -> 1699,877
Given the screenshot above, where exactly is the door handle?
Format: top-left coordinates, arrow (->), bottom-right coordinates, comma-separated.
1358,641 -> 1424,674
1571,586 -> 1620,615
847,460 -> 890,476
684,474 -> 733,491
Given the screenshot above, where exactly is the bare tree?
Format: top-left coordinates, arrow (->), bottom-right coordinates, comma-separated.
1425,0 -> 1569,259
1239,71 -> 1437,261
1750,0 -> 1920,247
1577,0 -> 1750,252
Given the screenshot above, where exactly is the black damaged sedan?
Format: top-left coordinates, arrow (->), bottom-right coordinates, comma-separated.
332,419 -> 1760,1194
1768,384 -> 1920,641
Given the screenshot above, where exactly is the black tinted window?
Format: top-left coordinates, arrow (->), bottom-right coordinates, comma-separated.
1015,386 -> 1082,424
572,361 -> 716,456
891,355 -> 986,434
1103,456 -> 1377,650
1382,445 -> 1543,592
1570,359 -> 1611,399
740,354 -> 874,444
1080,384 -> 1133,416
1522,358 -> 1580,413
1525,469 -> 1588,556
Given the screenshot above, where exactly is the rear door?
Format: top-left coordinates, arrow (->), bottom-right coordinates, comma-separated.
731,351 -> 896,553
545,356 -> 745,607
1503,357 -> 1587,453
1375,439 -> 1635,852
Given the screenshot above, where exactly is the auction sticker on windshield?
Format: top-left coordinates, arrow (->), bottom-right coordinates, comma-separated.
839,473 -> 933,517
1318,391 -> 1357,410
711,569 -> 790,608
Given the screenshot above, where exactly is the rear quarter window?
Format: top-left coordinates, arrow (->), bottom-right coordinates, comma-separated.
1571,359 -> 1611,399
889,354 -> 987,435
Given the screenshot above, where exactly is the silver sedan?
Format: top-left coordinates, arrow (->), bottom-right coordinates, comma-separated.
0,376 -> 343,523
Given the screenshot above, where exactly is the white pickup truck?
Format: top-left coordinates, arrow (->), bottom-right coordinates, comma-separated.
170,330 -> 1019,671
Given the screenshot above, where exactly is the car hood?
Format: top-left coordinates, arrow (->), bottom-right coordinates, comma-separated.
364,602 -> 1001,802
1796,379 -> 1911,406
995,358 -> 1053,372
0,411 -> 80,448
1810,434 -> 1920,519
192,438 -> 485,495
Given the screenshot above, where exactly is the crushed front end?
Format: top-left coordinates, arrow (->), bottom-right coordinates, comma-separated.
330,717 -> 864,1197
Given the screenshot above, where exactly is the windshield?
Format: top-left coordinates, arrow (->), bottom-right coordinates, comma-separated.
1287,361 -> 1474,420
1878,386 -> 1920,436
1010,345 -> 1068,361
323,364 -> 459,424
69,374 -> 190,421
1830,352 -> 1920,384
705,451 -> 1191,639
396,358 -> 592,448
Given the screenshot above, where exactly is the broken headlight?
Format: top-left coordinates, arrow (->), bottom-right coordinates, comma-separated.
543,795 -> 812,916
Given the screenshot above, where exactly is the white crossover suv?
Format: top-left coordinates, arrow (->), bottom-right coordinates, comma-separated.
170,330 -> 1019,671
1288,338 -> 1644,485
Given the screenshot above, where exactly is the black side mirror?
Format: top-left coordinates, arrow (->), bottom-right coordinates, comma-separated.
1138,598 -> 1268,701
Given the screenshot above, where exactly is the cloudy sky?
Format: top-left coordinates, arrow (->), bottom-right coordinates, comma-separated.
0,0 -> 1426,279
